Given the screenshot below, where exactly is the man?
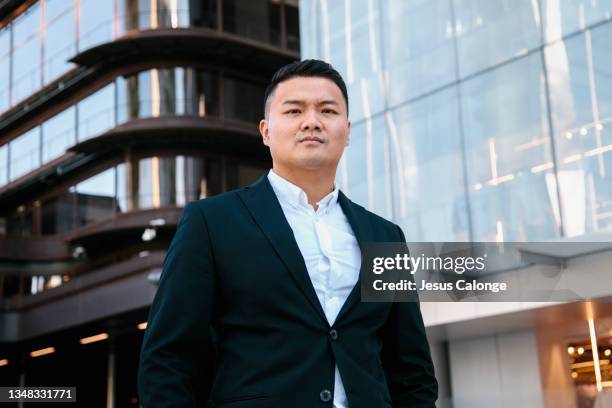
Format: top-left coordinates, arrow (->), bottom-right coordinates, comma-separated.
138,59 -> 437,407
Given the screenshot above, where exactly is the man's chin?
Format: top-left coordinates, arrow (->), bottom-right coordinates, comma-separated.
293,156 -> 339,171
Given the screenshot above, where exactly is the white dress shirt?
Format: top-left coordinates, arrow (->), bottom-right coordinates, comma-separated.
267,169 -> 362,408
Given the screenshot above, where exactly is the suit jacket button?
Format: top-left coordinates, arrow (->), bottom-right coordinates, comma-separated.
320,389 -> 332,402
329,329 -> 338,340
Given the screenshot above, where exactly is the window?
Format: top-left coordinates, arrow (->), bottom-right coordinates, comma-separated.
44,0 -> 76,83
0,27 -> 10,111
461,53 -> 559,241
389,87 -> 470,241
0,145 -> 7,185
77,84 -> 115,141
41,191 -> 76,235
79,0 -> 113,51
222,0 -> 281,46
545,24 -> 612,236
76,168 -> 116,227
223,76 -> 265,122
453,0 -> 542,77
11,4 -> 42,103
42,106 -> 76,162
9,127 -> 40,181
382,0 -> 457,105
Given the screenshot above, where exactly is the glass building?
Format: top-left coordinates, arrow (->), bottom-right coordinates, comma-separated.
0,1 -> 299,406
300,1 -> 612,407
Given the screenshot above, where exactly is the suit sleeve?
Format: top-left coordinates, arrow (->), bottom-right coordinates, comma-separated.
380,225 -> 438,408
138,201 -> 217,407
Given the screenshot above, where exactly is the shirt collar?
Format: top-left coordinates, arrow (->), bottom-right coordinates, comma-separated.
267,169 -> 339,211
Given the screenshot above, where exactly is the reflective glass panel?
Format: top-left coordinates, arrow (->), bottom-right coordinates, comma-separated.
545,25 -> 612,236
461,53 -> 559,241
541,0 -> 612,43
12,4 -> 42,103
0,144 -> 7,185
117,71 -> 151,122
339,0 -> 384,123
41,191 -> 76,235
285,0 -> 300,51
223,76 -> 265,122
76,168 -> 116,226
137,157 -> 154,209
44,0 -> 76,83
453,0 -> 542,77
0,27 -> 10,111
184,68 -> 218,116
79,0 -> 113,51
6,206 -> 34,237
9,127 -> 40,181
382,0 -> 457,105
184,0 -> 217,28
222,0 -> 281,46
226,160 -> 266,191
42,106 -> 76,162
340,114 -> 392,220
77,83 -> 115,141
116,162 -> 128,213
388,86 -> 470,242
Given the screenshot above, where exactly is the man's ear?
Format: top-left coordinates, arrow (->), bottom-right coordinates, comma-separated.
345,120 -> 351,146
259,119 -> 270,146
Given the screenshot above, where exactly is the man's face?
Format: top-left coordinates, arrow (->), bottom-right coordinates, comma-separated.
259,76 -> 350,174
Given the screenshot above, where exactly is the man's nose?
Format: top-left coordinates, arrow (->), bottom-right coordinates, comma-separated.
300,111 -> 322,132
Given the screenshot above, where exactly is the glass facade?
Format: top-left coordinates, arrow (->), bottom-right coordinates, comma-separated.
300,0 -> 612,242
1,66 -> 265,186
0,0 -> 298,114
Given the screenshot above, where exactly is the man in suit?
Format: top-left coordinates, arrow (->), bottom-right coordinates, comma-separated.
138,59 -> 438,407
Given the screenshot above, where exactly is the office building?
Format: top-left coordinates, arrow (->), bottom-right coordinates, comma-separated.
0,1 -> 299,406
300,1 -> 612,407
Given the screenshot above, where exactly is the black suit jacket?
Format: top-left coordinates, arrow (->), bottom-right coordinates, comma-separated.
138,174 -> 437,407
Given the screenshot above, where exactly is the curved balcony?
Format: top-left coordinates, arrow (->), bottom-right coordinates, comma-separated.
69,116 -> 266,159
0,236 -> 71,262
2,153 -> 267,241
64,206 -> 183,246
0,66 -> 271,204
70,27 -> 299,75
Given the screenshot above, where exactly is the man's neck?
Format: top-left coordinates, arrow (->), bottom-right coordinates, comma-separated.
272,166 -> 336,210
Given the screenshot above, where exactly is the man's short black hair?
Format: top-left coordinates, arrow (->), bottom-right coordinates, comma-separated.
263,59 -> 349,118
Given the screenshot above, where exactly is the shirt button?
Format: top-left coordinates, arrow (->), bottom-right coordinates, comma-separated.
329,329 -> 338,340
319,389 -> 332,402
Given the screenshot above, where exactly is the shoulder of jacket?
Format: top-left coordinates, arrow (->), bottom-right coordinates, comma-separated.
189,187 -> 245,212
347,199 -> 400,233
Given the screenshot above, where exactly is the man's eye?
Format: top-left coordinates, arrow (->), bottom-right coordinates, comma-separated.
322,109 -> 337,114
286,109 -> 301,114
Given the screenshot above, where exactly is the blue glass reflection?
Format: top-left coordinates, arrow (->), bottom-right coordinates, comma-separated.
545,23 -> 612,236
461,53 -> 559,241
9,127 -> 40,181
453,0 -> 542,77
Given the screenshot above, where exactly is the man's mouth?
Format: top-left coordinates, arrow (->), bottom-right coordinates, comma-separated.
300,136 -> 324,143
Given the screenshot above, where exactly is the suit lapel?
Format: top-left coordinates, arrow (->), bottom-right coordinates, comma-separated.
237,175 -> 328,325
335,190 -> 375,323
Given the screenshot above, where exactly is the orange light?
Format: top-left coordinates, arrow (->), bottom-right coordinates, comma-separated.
0,359 -> 8,366
79,333 -> 109,345
30,347 -> 55,357
137,322 -> 147,330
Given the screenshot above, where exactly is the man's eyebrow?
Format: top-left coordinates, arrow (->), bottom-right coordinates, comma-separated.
281,99 -> 340,106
